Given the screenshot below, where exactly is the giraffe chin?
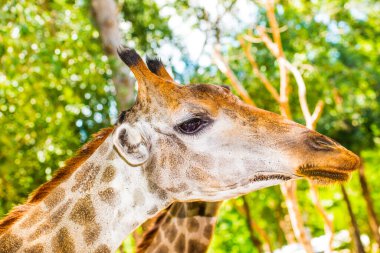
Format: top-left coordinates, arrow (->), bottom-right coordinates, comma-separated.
184,174 -> 297,202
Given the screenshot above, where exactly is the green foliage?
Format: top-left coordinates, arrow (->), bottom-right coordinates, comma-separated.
119,0 -> 173,52
0,0 -> 114,214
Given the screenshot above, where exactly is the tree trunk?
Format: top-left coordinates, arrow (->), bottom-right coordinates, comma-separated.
242,196 -> 271,253
358,159 -> 380,247
280,182 -> 313,253
233,198 -> 264,253
309,181 -> 334,253
341,185 -> 365,253
275,203 -> 295,246
91,0 -> 135,110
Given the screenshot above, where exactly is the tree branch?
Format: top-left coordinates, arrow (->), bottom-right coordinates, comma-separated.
264,1 -> 284,57
233,198 -> 272,253
239,37 -> 280,103
213,45 -> 256,106
91,0 -> 135,110
341,185 -> 366,253
279,58 -> 312,122
256,26 -> 292,118
311,100 -> 325,129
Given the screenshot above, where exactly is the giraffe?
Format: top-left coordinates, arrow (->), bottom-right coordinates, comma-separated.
136,58 -> 360,253
0,47 -> 359,253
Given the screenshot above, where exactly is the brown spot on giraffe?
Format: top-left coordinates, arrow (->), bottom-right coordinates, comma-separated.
166,183 -> 188,193
203,223 -> 214,239
71,163 -> 101,193
20,207 -> 44,229
106,151 -> 117,161
101,165 -> 116,183
99,187 -> 118,206
191,153 -> 213,168
29,200 -> 72,241
147,181 -> 167,200
69,195 -> 101,246
156,245 -> 169,253
44,187 -> 65,210
144,156 -> 157,177
153,128 -> 187,153
174,233 -> 186,252
97,142 -> 109,155
165,223 -> 177,243
187,218 -> 200,232
69,195 -> 96,225
83,223 -> 101,245
0,233 -> 23,252
168,155 -> 185,169
94,244 -> 111,253
23,244 -> 44,253
187,239 -> 208,253
52,227 -> 75,253
147,206 -> 158,215
186,166 -> 209,181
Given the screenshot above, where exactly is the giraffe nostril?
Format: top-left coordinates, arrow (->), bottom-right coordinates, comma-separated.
306,134 -> 336,152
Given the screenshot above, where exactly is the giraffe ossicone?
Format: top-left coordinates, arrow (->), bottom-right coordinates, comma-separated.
0,47 -> 359,252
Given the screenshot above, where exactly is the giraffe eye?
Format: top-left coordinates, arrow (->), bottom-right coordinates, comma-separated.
176,117 -> 210,135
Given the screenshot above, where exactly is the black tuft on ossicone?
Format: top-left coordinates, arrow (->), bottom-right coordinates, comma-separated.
117,46 -> 141,66
220,85 -> 231,91
146,57 -> 164,75
117,110 -> 128,124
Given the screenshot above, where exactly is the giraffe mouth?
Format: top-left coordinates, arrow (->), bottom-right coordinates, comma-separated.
247,173 -> 293,183
218,172 -> 296,191
185,172 -> 297,202
296,164 -> 351,184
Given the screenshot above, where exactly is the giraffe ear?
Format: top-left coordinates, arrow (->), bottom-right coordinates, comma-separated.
112,124 -> 149,166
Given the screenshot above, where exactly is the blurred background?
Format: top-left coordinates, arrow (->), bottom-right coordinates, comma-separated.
1,0 -> 379,252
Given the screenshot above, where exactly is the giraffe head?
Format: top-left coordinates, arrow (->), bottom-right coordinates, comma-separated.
113,47 -> 360,202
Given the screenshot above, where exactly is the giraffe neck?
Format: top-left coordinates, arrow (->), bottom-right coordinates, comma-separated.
137,201 -> 222,253
0,133 -> 170,252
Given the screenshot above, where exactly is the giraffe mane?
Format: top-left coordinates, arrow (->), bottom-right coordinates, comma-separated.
0,127 -> 114,235
136,204 -> 172,253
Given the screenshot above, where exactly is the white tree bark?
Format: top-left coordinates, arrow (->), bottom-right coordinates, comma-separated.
91,0 -> 135,110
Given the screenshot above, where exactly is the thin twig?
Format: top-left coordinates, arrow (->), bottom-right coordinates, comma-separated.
233,198 -> 272,253
239,37 -> 280,103
257,26 -> 280,57
213,45 -> 256,106
279,58 -> 312,121
242,34 -> 263,43
311,100 -> 325,129
256,26 -> 292,118
264,1 -> 284,57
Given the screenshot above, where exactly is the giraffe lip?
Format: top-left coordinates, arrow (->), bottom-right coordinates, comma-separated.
296,165 -> 350,182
